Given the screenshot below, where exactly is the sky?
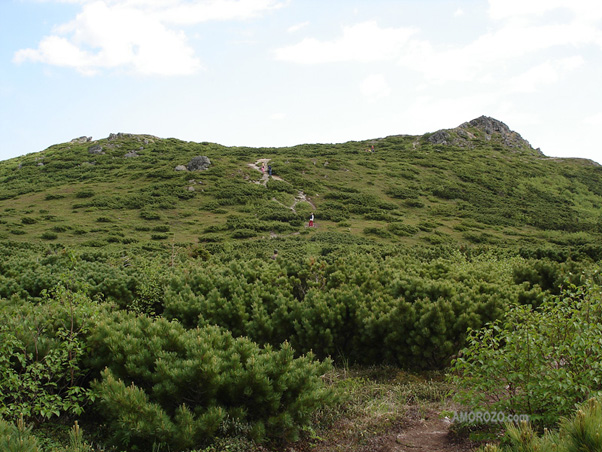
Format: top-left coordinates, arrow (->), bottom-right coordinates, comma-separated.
1,0 -> 601,164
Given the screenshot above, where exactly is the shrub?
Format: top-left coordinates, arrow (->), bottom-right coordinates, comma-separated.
363,227 -> 392,238
0,288 -> 93,424
0,417 -> 41,452
40,232 -> 58,240
404,198 -> 425,208
388,222 -> 419,237
21,217 -> 37,225
44,194 -> 65,201
450,281 -> 602,426
232,228 -> 256,239
87,313 -> 334,450
74,189 -> 95,199
482,397 -> 602,452
385,186 -> 418,199
140,209 -> 161,220
266,179 -> 296,194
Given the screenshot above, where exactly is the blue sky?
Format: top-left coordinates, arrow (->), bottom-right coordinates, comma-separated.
1,0 -> 601,164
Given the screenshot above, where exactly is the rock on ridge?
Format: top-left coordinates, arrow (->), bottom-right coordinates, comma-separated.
427,115 -> 540,154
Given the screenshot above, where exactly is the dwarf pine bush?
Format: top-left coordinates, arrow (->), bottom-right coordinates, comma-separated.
480,397 -> 602,452
0,416 -> 41,452
87,311 -> 334,450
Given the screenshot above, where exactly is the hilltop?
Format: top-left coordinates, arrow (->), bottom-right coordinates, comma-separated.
1,115 -> 601,258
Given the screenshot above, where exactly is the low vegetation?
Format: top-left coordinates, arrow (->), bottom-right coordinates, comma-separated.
1,119 -> 602,450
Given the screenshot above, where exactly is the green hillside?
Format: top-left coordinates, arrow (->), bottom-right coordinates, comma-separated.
1,116 -> 601,257
2,116 -> 602,451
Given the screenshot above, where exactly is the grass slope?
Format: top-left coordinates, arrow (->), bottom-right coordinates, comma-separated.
1,119 -> 601,256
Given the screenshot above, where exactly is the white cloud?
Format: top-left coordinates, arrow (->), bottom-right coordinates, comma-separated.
397,0 -> 602,86
454,8 -> 465,17
488,0 -> 602,23
154,0 -> 284,25
584,112 -> 602,126
360,74 -> 391,102
14,35 -> 97,73
287,21 -> 309,33
507,56 -> 584,92
15,0 -> 284,76
273,21 -> 417,64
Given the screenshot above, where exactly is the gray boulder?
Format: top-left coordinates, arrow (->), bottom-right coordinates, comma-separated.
71,136 -> 92,143
174,165 -> 188,171
427,130 -> 451,145
88,145 -> 104,155
187,156 -> 211,171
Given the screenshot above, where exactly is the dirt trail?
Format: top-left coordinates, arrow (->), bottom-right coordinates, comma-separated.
248,158 -> 271,186
385,413 -> 470,452
292,409 -> 477,452
248,158 -> 315,212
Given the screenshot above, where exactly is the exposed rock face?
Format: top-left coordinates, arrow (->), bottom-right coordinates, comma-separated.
460,116 -> 531,149
426,115 -> 539,154
124,151 -> 139,158
427,130 -> 451,145
88,145 -> 104,155
108,133 -> 132,141
71,136 -> 92,143
187,156 -> 211,171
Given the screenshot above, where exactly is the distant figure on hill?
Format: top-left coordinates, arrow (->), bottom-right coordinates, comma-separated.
271,249 -> 278,260
371,145 -> 375,152
261,163 -> 265,173
268,164 -> 272,176
309,213 -> 314,227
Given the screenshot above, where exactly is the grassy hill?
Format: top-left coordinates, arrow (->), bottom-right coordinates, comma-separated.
1,116 -> 601,258
2,116 -> 602,451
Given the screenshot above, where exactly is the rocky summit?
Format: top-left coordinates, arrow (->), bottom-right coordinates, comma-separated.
427,115 -> 538,154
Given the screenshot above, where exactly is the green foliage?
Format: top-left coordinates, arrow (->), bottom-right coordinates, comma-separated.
481,397 -> 602,452
451,281 -> 602,426
2,131 -> 602,449
387,222 -> 419,237
140,209 -> 161,220
385,186 -> 419,199
87,312 -> 334,450
0,287 -> 94,423
160,252 -> 530,368
0,416 -> 41,452
74,190 -> 95,199
266,179 -> 296,194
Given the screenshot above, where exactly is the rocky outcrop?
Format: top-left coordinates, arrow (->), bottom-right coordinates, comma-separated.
187,156 -> 211,171
71,136 -> 92,143
108,133 -> 131,141
88,145 -> 104,155
460,116 -> 533,150
174,165 -> 188,171
427,130 -> 451,145
426,115 -> 539,154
